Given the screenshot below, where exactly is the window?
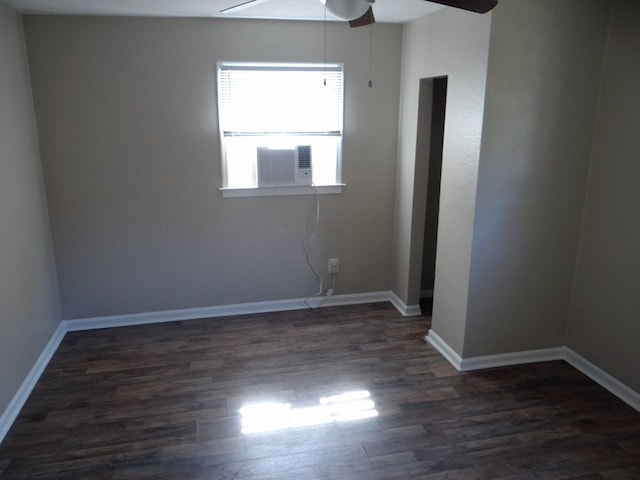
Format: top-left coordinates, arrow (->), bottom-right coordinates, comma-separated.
217,62 -> 344,196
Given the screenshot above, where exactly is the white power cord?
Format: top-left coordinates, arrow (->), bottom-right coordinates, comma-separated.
302,184 -> 324,309
326,271 -> 336,297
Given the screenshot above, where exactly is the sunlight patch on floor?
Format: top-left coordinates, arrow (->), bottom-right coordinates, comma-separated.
239,390 -> 378,434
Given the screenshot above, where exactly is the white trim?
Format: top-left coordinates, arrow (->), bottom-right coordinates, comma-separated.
403,304 -> 423,317
65,299 -> 305,331
424,329 -> 463,370
64,291 -> 395,331
220,184 -> 345,198
318,291 -> 393,308
389,292 -> 422,317
458,347 -> 566,371
0,321 -> 67,443
425,330 -> 640,414
564,348 -> 640,413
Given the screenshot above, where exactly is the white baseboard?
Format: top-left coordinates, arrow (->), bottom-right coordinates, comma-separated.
0,321 -> 67,443
64,291 -> 397,331
310,291 -> 396,309
425,329 -> 640,414
64,298 -> 310,331
389,292 -> 422,317
458,346 -> 566,371
424,329 -> 463,369
564,349 -> 640,413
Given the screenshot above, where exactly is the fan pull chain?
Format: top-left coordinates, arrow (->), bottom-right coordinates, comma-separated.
323,3 -> 327,86
368,23 -> 373,88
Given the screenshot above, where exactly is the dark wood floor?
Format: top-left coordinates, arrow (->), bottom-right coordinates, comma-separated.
1,302 -> 639,479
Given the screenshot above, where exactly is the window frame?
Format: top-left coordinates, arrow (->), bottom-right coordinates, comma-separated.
216,61 -> 346,197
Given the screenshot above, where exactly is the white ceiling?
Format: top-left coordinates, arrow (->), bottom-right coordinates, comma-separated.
2,0 -> 444,23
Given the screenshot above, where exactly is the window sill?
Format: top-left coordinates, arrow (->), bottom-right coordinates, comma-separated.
220,184 -> 345,198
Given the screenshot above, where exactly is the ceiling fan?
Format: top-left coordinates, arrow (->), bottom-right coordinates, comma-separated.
330,0 -> 498,27
221,0 -> 498,27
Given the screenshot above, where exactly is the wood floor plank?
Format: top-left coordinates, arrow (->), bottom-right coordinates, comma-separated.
1,302 -> 639,479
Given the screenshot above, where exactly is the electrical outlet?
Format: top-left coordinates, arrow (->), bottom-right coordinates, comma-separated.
328,258 -> 340,274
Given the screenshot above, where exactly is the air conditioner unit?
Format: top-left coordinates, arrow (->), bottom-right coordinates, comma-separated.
257,145 -> 312,187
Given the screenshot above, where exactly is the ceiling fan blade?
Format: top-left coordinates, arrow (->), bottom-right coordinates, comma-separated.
349,5 -> 375,27
220,0 -> 268,14
425,0 -> 498,14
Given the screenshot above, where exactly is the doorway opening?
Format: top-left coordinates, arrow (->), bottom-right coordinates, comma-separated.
419,77 -> 447,316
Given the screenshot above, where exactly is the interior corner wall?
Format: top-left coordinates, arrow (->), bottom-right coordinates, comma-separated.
0,5 -> 62,415
465,0 -> 612,357
22,16 -> 403,320
393,8 -> 492,352
567,0 -> 640,393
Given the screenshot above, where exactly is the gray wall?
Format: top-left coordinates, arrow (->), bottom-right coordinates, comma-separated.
464,0 -> 611,356
23,16 -> 403,319
395,8 -> 492,351
0,4 -> 61,415
567,0 -> 640,393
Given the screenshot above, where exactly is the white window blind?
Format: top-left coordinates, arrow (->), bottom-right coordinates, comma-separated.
217,62 -> 344,192
218,63 -> 344,137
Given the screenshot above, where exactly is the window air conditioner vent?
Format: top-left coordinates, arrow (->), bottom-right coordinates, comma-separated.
297,145 -> 311,169
257,146 -> 312,187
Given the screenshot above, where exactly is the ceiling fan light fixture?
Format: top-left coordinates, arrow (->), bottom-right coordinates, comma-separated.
325,0 -> 372,21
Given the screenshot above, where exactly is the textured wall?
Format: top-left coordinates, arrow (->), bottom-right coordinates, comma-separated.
0,4 -> 61,417
567,0 -> 640,393
395,8 -> 492,352
464,0 -> 611,356
23,16 -> 402,319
